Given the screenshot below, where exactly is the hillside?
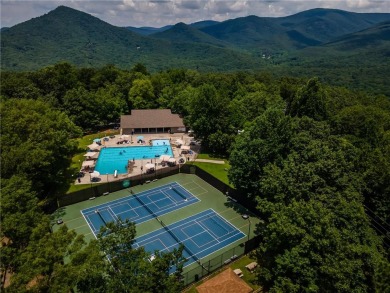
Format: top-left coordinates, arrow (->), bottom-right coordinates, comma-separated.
272,21 -> 390,95
151,22 -> 228,47
126,25 -> 172,35
0,6 -> 263,71
199,9 -> 390,51
1,6 -> 390,95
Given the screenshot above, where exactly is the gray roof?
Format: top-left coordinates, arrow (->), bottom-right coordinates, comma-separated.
120,109 -> 185,129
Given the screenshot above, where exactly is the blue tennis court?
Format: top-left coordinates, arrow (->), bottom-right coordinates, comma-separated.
81,182 -> 199,236
133,209 -> 245,269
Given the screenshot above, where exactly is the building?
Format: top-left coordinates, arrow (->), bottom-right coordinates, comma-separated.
120,109 -> 186,134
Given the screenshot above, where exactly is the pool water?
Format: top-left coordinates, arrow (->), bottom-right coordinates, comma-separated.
95,143 -> 173,174
152,139 -> 170,146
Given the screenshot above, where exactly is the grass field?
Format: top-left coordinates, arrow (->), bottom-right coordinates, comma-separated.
52,173 -> 261,283
191,153 -> 232,187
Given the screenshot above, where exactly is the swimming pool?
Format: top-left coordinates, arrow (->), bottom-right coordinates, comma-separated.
95,143 -> 173,174
152,139 -> 170,146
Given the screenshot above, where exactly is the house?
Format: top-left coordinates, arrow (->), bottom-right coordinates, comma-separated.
120,109 -> 186,134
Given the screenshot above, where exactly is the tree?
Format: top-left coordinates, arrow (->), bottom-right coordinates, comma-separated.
228,109 -> 295,199
288,77 -> 329,121
257,197 -> 384,292
253,120 -> 386,292
95,220 -> 185,292
0,99 -> 81,196
128,78 -> 155,109
187,84 -> 231,149
6,224 -> 85,292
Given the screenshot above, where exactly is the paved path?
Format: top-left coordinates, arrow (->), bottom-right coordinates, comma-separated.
195,159 -> 225,164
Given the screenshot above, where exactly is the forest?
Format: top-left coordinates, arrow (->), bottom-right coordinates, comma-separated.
1,62 -> 389,292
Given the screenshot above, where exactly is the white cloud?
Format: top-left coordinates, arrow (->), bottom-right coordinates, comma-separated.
1,0 -> 389,28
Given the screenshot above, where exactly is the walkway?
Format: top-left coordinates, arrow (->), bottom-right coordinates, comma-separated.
195,159 -> 225,164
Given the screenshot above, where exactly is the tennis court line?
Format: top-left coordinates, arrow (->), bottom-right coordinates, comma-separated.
181,180 -> 208,197
63,215 -> 84,225
81,182 -> 201,237
167,212 -> 245,263
160,190 -> 181,208
108,206 -> 120,222
210,208 -> 243,234
81,212 -> 98,239
185,221 -> 221,246
82,182 -> 186,213
196,218 -> 226,241
134,209 -> 246,268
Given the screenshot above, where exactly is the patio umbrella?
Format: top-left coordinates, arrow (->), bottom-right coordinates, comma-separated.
137,135 -> 144,140
87,143 -> 101,150
175,139 -> 184,146
145,163 -> 155,170
82,160 -> 95,167
93,138 -> 101,143
159,155 -> 171,161
91,171 -> 100,177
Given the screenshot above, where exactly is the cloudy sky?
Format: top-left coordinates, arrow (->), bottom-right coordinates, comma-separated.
1,0 -> 389,28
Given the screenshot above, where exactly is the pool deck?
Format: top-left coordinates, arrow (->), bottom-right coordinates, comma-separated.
76,133 -> 199,185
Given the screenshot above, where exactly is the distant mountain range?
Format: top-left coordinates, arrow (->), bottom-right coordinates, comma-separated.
1,5 -> 390,94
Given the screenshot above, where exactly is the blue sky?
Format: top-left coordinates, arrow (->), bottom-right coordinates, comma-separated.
1,0 -> 389,28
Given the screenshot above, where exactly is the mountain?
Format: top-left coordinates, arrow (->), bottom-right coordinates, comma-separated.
1,5 -> 390,95
126,25 -> 172,35
0,6 -> 263,71
324,20 -> 390,50
199,9 -> 390,50
274,21 -> 390,95
276,8 -> 390,43
189,20 -> 219,29
125,21 -> 219,36
151,22 -> 228,47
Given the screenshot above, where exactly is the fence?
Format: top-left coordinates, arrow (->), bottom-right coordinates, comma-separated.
57,163 -> 262,287
181,234 -> 261,286
58,165 -> 180,207
58,164 -> 259,217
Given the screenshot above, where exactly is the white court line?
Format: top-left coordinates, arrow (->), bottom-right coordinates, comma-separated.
81,212 -> 98,239
108,206 -> 119,222
210,208 -> 243,233
182,221 -> 219,248
194,219 -> 222,242
161,189 -> 179,204
185,180 -> 208,196
81,182 -> 180,213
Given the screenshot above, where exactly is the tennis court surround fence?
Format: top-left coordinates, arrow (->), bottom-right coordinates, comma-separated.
57,164 -> 259,218
181,234 -> 261,286
55,164 -> 262,286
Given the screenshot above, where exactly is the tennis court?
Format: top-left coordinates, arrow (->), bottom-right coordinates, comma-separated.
133,209 -> 245,269
81,182 -> 199,236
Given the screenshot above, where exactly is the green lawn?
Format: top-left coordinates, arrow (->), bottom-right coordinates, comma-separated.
190,153 -> 233,187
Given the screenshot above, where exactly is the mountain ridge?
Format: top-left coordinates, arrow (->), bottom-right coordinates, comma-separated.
1,5 -> 390,79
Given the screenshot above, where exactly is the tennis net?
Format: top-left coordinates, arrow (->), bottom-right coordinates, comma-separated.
95,210 -> 107,226
171,186 -> 187,200
160,219 -> 201,265
208,215 -> 231,234
131,192 -> 158,218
